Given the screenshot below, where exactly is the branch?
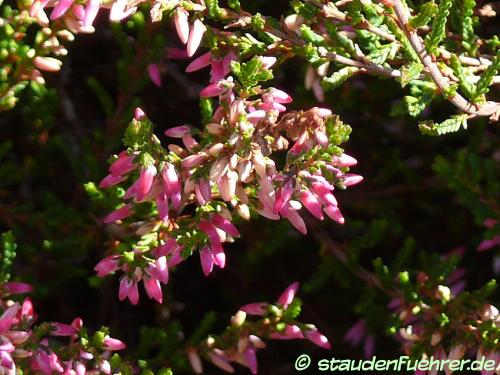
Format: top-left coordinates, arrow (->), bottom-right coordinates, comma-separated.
391,0 -> 500,121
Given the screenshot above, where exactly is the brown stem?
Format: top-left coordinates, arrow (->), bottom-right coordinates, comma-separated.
392,0 -> 500,121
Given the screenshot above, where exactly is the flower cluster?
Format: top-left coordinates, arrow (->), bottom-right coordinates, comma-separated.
388,273 -> 500,375
95,52 -> 361,304
0,281 -> 127,374
187,282 -> 331,374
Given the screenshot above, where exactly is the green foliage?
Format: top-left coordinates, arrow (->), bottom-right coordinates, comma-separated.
230,56 -> 274,90
418,114 -> 468,136
0,232 -> 16,282
205,0 -> 222,19
200,97 -> 214,124
461,0 -> 477,53
399,62 -> 424,87
433,151 -> 500,224
400,80 -> 437,117
322,67 -> 359,91
227,0 -> 241,11
409,1 -> 438,29
425,0 -> 453,54
291,0 -> 320,19
300,25 -> 325,45
472,52 -> 500,102
450,54 -> 476,99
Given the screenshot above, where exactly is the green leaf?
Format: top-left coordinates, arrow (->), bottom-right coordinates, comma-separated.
386,18 -> 419,61
227,0 -> 240,11
205,0 -> 222,19
321,67 -> 359,90
282,298 -> 302,320
472,52 -> 499,102
399,62 -> 424,87
425,0 -> 453,54
251,13 -> 265,30
418,114 -> 468,136
450,54 -> 476,99
0,231 -> 16,282
200,97 -> 213,124
409,1 -> 438,29
461,0 -> 477,53
300,25 -> 324,45
230,56 -> 273,88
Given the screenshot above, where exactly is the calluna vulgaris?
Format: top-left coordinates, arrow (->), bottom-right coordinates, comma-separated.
0,0 -> 498,373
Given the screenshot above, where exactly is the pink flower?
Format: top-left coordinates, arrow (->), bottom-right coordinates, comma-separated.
342,173 -> 363,186
83,0 -> 100,27
143,276 -> 163,303
333,153 -> 358,167
199,220 -> 223,251
103,336 -> 126,350
187,19 -> 206,57
135,165 -> 157,201
104,204 -> 132,223
259,56 -> 277,69
33,57 -> 62,72
174,8 -> 190,44
147,64 -> 162,87
148,256 -> 169,284
199,246 -> 214,276
4,282 -> 33,295
270,325 -> 304,340
30,0 -> 50,17
109,0 -> 136,22
185,52 -> 212,72
94,255 -> 119,277
305,328 -> 331,349
239,303 -> 268,316
300,190 -> 324,220
244,348 -> 258,374
34,350 -> 64,374
118,277 -> 139,305
156,193 -> 169,221
153,238 -> 180,257
211,245 -> 226,268
200,82 -> 224,97
208,350 -> 234,373
165,125 -> 191,138
134,107 -> 146,120
284,209 -> 307,234
182,154 -> 208,170
211,214 -> 240,237
99,174 -> 126,188
273,181 -> 294,215
195,180 -> 211,205
277,281 -> 299,308
269,89 -> 292,104
109,151 -> 136,176
324,205 -> 344,224
50,322 -> 78,337
50,0 -> 73,19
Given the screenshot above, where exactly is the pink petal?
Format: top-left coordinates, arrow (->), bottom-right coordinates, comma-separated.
277,281 -> 299,308
186,52 -> 212,72
83,0 -> 100,27
199,246 -> 214,276
186,19 -> 206,57
174,8 -> 190,44
211,214 -> 239,237
147,64 -> 162,87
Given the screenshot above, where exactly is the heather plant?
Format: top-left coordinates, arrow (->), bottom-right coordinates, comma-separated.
0,0 -> 498,373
